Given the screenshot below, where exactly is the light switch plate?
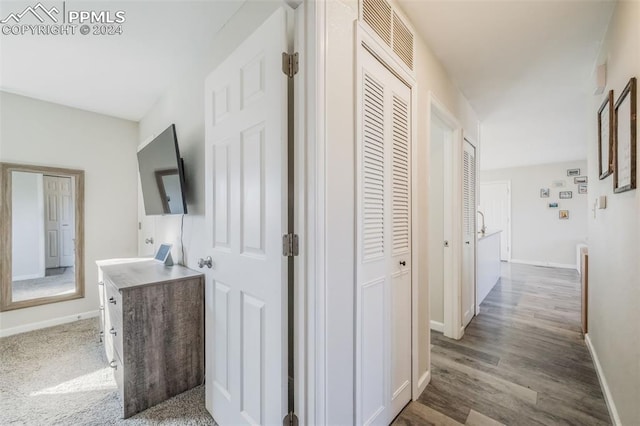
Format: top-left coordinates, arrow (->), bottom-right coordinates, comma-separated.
598,195 -> 607,209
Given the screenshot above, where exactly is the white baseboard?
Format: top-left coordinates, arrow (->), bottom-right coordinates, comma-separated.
510,259 -> 576,270
12,273 -> 44,281
429,320 -> 444,333
415,369 -> 430,399
0,310 -> 100,338
585,334 -> 621,426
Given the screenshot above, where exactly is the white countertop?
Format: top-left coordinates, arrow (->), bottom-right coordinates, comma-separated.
478,229 -> 502,241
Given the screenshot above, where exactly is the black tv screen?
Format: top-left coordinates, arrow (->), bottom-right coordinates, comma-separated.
137,124 -> 188,215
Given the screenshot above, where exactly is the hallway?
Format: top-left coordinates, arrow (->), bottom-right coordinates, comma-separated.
395,263 -> 610,425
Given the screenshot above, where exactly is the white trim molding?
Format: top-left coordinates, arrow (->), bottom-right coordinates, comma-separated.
509,259 -> 576,270
0,310 -> 99,338
584,334 -> 621,425
429,320 -> 444,333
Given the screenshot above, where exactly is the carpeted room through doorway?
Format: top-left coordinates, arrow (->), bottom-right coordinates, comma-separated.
0,318 -> 215,425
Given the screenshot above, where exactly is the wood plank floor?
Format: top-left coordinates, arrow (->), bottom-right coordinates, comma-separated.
394,263 -> 611,426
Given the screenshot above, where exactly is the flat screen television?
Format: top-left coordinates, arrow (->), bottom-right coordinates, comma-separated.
137,124 -> 188,215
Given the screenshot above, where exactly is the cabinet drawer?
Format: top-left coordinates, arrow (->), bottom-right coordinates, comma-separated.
104,277 -> 122,311
106,319 -> 123,359
108,349 -> 124,406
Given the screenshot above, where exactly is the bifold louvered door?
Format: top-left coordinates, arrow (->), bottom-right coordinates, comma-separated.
357,49 -> 412,425
462,140 -> 476,327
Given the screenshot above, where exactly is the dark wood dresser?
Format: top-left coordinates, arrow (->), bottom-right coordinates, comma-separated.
97,259 -> 204,418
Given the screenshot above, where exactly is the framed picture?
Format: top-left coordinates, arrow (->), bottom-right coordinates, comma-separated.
567,168 -> 580,177
578,184 -> 588,194
540,188 -> 550,198
574,176 -> 588,184
559,191 -> 572,199
548,202 -> 559,208
559,210 -> 569,220
613,77 -> 637,193
552,180 -> 565,188
598,90 -> 614,179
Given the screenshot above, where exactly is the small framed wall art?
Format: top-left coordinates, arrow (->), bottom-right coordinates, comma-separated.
540,188 -> 550,198
613,77 -> 637,193
559,210 -> 569,220
567,168 -> 580,177
578,184 -> 588,194
559,191 -> 572,199
598,90 -> 614,179
574,176 -> 588,184
548,202 -> 559,208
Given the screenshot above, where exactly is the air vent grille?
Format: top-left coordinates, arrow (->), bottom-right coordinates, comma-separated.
392,12 -> 414,70
362,0 -> 392,46
361,0 -> 415,71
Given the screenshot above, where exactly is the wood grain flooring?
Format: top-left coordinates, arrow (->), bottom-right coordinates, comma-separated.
394,263 -> 611,426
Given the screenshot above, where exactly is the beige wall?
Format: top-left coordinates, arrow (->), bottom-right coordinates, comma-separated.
587,1 -> 640,424
323,0 -> 479,421
481,160 -> 588,268
0,92 -> 139,334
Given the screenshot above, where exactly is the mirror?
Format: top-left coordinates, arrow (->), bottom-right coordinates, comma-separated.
1,163 -> 84,311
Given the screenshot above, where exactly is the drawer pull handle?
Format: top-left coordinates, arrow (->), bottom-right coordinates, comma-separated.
98,281 -> 104,286
109,360 -> 117,369
108,297 -> 116,305
109,327 -> 117,336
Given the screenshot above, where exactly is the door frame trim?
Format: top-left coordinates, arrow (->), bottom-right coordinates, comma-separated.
428,93 -> 464,341
304,1 -> 324,423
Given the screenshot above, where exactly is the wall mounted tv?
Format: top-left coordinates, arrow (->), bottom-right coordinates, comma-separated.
137,124 -> 188,215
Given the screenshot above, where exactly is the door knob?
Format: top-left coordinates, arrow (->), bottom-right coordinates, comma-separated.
465,241 -> 470,245
145,237 -> 154,244
198,256 -> 213,269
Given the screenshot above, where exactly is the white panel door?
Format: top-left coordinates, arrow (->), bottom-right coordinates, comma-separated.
44,175 -> 73,268
203,7 -> 291,425
462,140 -> 476,327
44,175 -> 60,269
480,182 -> 510,261
58,176 -> 74,267
357,49 -> 412,425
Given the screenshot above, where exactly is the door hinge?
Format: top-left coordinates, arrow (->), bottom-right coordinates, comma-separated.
282,52 -> 299,78
283,412 -> 299,426
282,233 -> 299,257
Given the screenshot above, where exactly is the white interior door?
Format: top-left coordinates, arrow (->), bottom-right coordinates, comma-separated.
357,48 -> 412,425
58,176 -> 74,267
462,140 -> 476,327
480,181 -> 510,261
44,176 -> 60,269
203,7 -> 291,425
44,175 -> 74,268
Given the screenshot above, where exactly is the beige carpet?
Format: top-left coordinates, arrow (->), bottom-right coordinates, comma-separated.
11,267 -> 76,302
0,318 -> 215,425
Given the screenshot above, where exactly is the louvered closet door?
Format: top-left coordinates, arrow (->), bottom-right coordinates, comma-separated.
462,140 -> 476,327
357,49 -> 412,426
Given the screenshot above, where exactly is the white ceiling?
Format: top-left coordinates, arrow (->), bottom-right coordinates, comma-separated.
397,0 -> 615,170
0,1 -> 246,121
